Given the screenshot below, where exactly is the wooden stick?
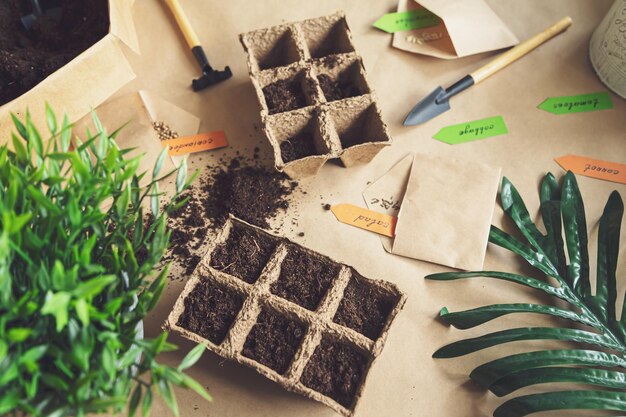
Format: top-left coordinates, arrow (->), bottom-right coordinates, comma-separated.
164,0 -> 201,48
471,16 -> 572,84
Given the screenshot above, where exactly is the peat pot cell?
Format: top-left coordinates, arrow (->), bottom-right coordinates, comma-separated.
333,271 -> 399,340
242,308 -> 307,374
280,132 -> 321,163
270,245 -> 341,311
301,16 -> 355,59
316,60 -> 369,103
250,28 -> 302,71
210,225 -> 279,284
300,337 -> 369,408
262,73 -> 313,115
177,279 -> 245,345
271,112 -> 328,164
331,102 -> 388,149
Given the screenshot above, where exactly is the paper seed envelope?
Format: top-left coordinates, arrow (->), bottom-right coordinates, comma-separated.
392,0 -> 518,59
364,153 -> 501,270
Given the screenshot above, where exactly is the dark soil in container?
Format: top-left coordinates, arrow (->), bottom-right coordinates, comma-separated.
333,272 -> 397,340
0,0 -> 110,105
210,225 -> 278,284
177,279 -> 244,345
242,309 -> 305,374
280,133 -> 320,163
300,338 -> 368,408
263,79 -> 307,114
270,245 -> 340,311
317,74 -> 360,102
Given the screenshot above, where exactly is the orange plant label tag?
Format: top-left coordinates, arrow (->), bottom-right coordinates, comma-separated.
162,131 -> 228,156
555,155 -> 626,185
330,204 -> 397,237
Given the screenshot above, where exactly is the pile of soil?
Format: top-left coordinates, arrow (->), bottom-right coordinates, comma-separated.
242,309 -> 305,374
165,156 -> 298,276
270,245 -> 340,311
210,225 -> 279,284
263,78 -> 307,114
317,74 -> 360,102
177,279 -> 244,345
0,0 -> 110,105
279,133 -> 320,163
300,338 -> 368,408
333,272 -> 397,340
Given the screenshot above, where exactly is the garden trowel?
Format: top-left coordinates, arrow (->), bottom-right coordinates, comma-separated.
403,16 -> 572,126
21,0 -> 62,30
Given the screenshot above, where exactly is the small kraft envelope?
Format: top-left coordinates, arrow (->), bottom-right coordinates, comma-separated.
393,0 -> 519,59
364,153 -> 501,271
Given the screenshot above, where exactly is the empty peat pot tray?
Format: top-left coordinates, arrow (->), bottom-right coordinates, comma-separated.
240,11 -> 392,179
166,216 -> 406,416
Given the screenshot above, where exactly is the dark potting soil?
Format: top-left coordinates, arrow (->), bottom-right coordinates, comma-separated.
177,279 -> 244,345
263,79 -> 307,114
279,133 -> 320,163
242,309 -> 305,374
210,225 -> 279,284
164,157 -> 298,278
333,272 -> 397,340
300,338 -> 368,408
317,74 -> 360,102
0,0 -> 110,105
270,245 -> 340,311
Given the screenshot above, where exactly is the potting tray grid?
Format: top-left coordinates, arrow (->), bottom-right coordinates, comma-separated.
113,0 -> 626,416
166,217 -> 406,416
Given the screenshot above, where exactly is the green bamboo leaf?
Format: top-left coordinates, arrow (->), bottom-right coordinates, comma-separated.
72,275 -> 116,298
470,349 -> 626,388
490,367 -> 626,397
11,113 -> 28,140
151,183 -> 160,217
493,390 -> 626,417
180,373 -> 212,401
594,191 -> 623,323
425,271 -> 567,300
25,112 -> 44,157
439,303 -> 595,330
11,133 -> 28,162
0,389 -> 19,414
128,384 -> 142,417
434,328 -> 618,359
60,115 -> 72,152
489,226 -> 560,278
500,177 -> 546,252
178,343 -> 207,371
141,388 -> 152,417
45,103 -> 58,135
75,298 -> 90,326
153,146 -> 168,180
176,158 -> 187,194
561,171 -> 591,297
157,379 -> 179,417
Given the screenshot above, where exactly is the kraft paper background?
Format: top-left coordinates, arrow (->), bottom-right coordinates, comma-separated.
85,0 -> 625,416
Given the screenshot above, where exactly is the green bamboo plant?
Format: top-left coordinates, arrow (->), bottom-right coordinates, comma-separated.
0,107 -> 207,417
427,172 -> 625,416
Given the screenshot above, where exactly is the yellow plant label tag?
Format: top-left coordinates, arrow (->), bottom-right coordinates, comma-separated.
555,155 -> 626,185
162,131 -> 229,156
330,204 -> 396,237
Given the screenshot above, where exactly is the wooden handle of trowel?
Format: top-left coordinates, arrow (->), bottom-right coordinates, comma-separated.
470,16 -> 572,84
165,0 -> 201,48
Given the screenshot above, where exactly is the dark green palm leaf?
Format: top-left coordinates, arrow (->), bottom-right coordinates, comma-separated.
426,172 -> 625,416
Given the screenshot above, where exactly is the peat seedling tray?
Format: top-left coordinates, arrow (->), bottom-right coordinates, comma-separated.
166,216 -> 406,416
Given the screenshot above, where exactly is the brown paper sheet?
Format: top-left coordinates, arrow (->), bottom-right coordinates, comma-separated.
0,0 -> 137,144
392,0 -> 519,59
101,0 -> 626,416
392,154 -> 501,271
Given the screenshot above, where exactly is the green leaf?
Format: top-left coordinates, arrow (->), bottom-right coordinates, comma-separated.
75,298 -> 90,326
153,146 -> 168,180
561,171 -> 591,296
470,349 -> 626,389
157,379 -> 179,417
141,388 -> 152,417
7,327 -> 32,342
41,291 -> 72,332
178,343 -> 206,371
72,275 -> 116,298
46,103 -> 58,134
176,158 -> 187,194
0,389 -> 19,414
11,113 -> 28,140
129,384 -> 142,417
439,303 -> 595,330
500,177 -> 546,252
490,367 -> 626,397
433,327 -> 619,359
493,390 -> 626,417
180,373 -> 212,402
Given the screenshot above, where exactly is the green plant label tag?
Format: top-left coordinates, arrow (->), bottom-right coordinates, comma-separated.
538,92 -> 613,114
433,116 -> 508,145
373,9 -> 440,33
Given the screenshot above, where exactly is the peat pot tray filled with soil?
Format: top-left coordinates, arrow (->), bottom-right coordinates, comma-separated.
240,11 -> 392,179
0,0 -> 137,140
166,216 -> 407,416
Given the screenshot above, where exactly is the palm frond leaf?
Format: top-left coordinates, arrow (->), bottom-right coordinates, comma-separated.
426,172 -> 625,416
